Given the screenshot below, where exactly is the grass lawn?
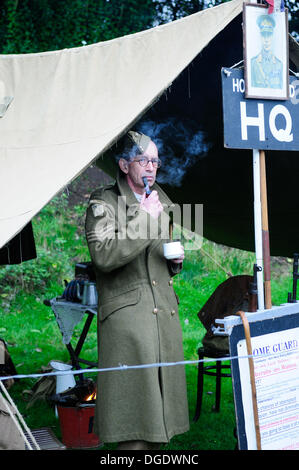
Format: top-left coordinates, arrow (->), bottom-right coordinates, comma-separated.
0,193 -> 293,451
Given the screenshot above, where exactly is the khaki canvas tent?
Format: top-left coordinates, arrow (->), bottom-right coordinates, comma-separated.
0,0 -> 299,260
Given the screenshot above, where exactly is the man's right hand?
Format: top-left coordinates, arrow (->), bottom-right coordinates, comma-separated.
140,190 -> 163,219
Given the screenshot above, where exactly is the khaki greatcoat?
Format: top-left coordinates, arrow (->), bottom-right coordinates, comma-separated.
85,170 -> 189,444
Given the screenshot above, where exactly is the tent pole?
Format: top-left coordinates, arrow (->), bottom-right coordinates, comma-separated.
253,149 -> 264,310
260,150 -> 272,309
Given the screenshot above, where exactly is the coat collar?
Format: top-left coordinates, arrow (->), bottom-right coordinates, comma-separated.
116,168 -> 173,208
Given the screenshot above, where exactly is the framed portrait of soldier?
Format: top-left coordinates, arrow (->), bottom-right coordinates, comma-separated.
243,3 -> 289,100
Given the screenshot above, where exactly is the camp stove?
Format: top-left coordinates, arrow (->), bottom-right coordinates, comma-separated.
50,378 -> 100,449
49,377 -> 96,407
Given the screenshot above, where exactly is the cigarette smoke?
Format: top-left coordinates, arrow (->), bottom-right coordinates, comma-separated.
136,117 -> 211,186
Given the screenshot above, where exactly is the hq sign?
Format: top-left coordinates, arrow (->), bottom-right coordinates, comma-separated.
221,68 -> 299,151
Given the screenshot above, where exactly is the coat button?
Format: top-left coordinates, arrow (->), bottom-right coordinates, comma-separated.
171,310 -> 176,316
152,280 -> 157,286
153,308 -> 158,314
168,279 -> 173,286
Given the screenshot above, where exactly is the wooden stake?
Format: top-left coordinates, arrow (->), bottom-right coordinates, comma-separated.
259,150 -> 272,309
238,311 -> 262,450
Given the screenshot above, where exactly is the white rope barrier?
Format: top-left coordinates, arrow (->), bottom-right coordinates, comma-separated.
0,352 -> 280,383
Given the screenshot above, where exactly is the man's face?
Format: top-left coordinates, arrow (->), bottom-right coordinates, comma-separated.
261,32 -> 273,53
120,140 -> 159,194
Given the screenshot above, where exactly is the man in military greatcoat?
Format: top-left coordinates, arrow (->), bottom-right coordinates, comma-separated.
85,131 -> 190,450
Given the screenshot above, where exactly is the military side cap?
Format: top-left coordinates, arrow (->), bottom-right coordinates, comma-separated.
257,14 -> 275,34
127,130 -> 152,154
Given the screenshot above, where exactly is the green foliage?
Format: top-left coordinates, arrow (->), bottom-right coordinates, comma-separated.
287,0 -> 299,40
154,0 -> 298,37
153,0 -> 225,23
1,1 -> 297,55
0,193 -> 89,299
0,0 -> 157,54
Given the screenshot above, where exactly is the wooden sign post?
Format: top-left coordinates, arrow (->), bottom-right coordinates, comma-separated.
243,0 -> 289,309
260,150 -> 272,309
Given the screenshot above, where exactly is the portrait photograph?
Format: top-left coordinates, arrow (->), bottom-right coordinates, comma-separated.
243,3 -> 289,100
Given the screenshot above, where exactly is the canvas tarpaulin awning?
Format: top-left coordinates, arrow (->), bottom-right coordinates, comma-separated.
0,0 -> 243,250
